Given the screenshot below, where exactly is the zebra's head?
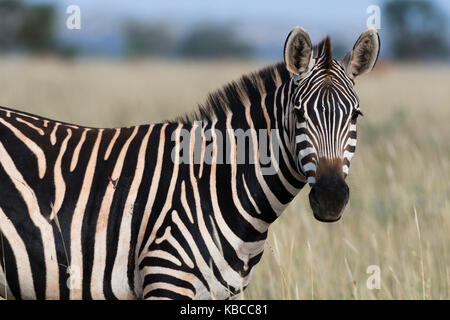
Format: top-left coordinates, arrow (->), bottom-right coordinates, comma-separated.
284,27 -> 380,222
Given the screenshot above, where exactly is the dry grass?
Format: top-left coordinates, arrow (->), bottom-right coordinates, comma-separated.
0,58 -> 448,299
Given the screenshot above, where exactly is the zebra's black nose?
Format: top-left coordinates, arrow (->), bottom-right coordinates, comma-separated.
309,174 -> 349,222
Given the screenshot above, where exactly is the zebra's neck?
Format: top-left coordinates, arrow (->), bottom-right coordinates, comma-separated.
177,62 -> 306,220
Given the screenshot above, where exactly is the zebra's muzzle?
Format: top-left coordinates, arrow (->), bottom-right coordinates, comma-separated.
308,174 -> 349,223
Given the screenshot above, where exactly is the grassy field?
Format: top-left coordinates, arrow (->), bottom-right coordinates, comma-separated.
0,58 -> 448,299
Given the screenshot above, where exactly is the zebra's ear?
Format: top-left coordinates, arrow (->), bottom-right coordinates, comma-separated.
284,27 -> 313,76
341,28 -> 380,80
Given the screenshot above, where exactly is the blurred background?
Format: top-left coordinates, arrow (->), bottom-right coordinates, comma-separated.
0,0 -> 449,59
0,0 -> 448,299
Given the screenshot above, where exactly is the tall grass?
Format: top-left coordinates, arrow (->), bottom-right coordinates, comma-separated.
0,58 -> 448,299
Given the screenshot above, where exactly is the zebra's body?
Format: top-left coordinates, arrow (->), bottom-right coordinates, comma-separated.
0,27 -> 380,299
0,66 -> 301,299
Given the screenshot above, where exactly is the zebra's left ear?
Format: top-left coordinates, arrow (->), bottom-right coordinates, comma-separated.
341,28 -> 380,80
284,27 -> 313,77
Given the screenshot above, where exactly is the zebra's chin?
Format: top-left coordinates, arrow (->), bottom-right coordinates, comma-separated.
312,210 -> 343,223
309,196 -> 346,223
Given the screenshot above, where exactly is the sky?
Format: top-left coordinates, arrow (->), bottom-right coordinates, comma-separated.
26,0 -> 450,58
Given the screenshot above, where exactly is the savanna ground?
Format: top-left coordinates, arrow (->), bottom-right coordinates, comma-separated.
0,58 -> 448,299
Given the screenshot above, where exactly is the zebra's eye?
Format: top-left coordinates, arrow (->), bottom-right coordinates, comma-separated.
295,107 -> 305,121
351,110 -> 363,121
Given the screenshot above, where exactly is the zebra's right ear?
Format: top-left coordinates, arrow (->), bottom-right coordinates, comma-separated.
284,27 -> 313,77
341,29 -> 380,80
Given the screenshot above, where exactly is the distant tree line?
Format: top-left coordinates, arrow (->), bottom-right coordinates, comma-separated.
0,0 -> 76,57
123,0 -> 450,60
383,0 -> 449,60
123,22 -> 252,58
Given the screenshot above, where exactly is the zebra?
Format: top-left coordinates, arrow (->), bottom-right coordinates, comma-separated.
0,27 -> 379,300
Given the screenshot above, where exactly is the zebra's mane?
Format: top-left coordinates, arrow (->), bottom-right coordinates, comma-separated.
173,37 -> 333,125
174,62 -> 290,124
